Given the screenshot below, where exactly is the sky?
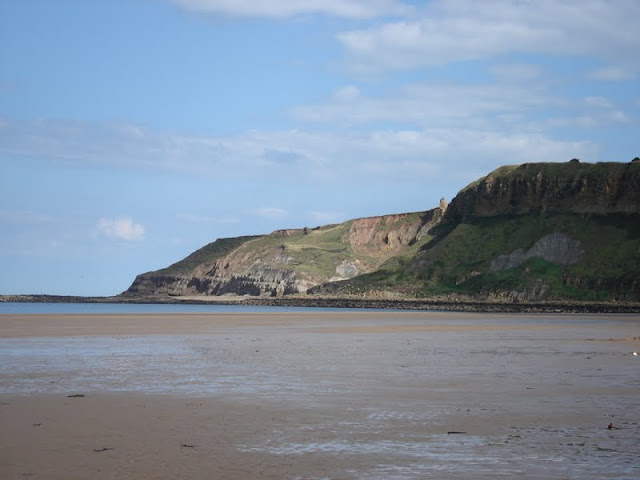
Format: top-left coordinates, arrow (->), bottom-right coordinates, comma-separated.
1,0 -> 639,296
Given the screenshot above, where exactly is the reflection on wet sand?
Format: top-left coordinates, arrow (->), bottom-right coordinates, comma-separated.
1,312 -> 639,479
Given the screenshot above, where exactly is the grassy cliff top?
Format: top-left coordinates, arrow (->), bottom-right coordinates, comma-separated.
462,160 -> 638,192
156,235 -> 263,276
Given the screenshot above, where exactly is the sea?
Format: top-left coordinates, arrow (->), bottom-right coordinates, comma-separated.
0,301 -> 353,315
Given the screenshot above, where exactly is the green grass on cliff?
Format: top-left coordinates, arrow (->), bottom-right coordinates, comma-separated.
322,212 -> 640,301
461,160 -> 638,193
277,223 -> 355,277
463,258 -> 612,302
212,214 -> 438,281
261,219 -> 424,278
157,235 -> 263,276
413,213 -> 640,300
169,222 -> 359,281
154,213 -> 435,284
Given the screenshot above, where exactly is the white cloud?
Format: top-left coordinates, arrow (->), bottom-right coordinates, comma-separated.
170,0 -> 411,19
97,217 -> 145,241
338,0 -> 640,72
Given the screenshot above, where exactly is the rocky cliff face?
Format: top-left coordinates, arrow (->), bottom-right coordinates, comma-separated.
489,232 -> 583,272
122,209 -> 442,298
446,160 -> 640,220
313,160 -> 640,302
123,160 -> 640,303
414,160 -> 640,302
345,210 -> 439,253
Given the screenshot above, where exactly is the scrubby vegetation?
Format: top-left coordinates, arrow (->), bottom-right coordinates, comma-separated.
157,236 -> 262,276
324,213 -> 640,301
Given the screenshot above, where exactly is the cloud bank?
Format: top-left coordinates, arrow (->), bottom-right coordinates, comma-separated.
337,0 -> 639,76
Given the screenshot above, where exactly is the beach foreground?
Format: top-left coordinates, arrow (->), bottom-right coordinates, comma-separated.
1,311 -> 639,479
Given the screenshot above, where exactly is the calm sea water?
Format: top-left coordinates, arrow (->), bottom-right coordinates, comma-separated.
0,301 -> 367,314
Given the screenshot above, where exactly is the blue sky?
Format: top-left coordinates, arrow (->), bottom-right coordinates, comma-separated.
1,0 -> 639,296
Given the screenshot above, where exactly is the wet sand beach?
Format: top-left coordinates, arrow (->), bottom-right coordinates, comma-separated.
1,311 -> 639,479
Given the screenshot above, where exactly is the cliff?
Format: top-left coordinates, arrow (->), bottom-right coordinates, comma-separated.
312,160 -> 640,302
124,159 -> 640,303
446,160 -> 640,220
122,209 -> 442,298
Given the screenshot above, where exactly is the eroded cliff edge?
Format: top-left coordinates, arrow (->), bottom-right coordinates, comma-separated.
123,209 -> 443,298
123,160 -> 640,303
314,160 -> 640,302
446,160 -> 639,219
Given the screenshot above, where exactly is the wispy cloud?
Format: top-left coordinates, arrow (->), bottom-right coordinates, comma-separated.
97,217 -> 145,241
0,117 -> 598,186
0,118 -> 306,177
579,97 -> 633,125
608,111 -> 632,124
334,85 -> 361,101
170,0 -> 412,19
588,65 -> 637,82
584,96 -> 613,109
292,82 -> 551,128
0,209 -> 56,224
337,0 -> 640,73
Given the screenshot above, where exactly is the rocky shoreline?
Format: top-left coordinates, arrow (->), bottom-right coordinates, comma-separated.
1,294 -> 639,314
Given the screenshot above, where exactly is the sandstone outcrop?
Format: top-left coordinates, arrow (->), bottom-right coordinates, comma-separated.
344,210 -> 440,254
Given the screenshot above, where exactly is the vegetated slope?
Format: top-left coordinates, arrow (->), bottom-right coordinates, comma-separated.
448,159 -> 639,218
124,235 -> 263,296
313,160 -> 640,302
122,209 -> 443,298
